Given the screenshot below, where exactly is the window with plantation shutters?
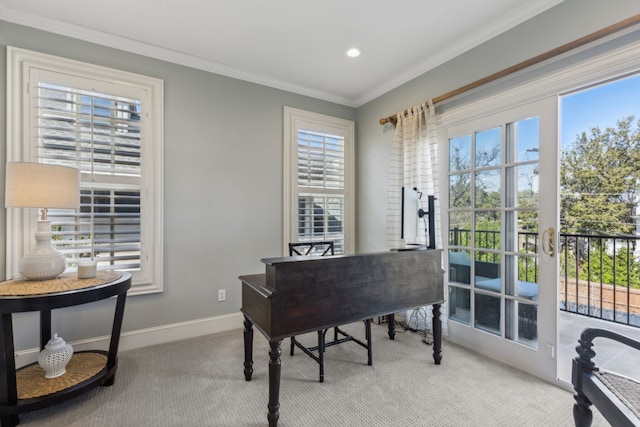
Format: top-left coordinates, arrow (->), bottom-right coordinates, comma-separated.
284,107 -> 354,255
7,47 -> 164,294
39,83 -> 142,269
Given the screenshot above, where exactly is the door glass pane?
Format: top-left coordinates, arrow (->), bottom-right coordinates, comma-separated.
518,255 -> 539,291
518,210 -> 539,251
449,286 -> 470,324
475,292 -> 500,335
516,117 -> 540,162
475,170 -> 500,208
475,211 -> 501,250
449,212 -> 471,247
516,164 -> 539,208
449,250 -> 471,285
518,302 -> 538,341
475,250 -> 500,290
475,127 -> 501,168
449,173 -> 471,208
505,210 -> 538,252
506,299 -> 538,341
504,255 -> 539,299
449,134 -> 471,171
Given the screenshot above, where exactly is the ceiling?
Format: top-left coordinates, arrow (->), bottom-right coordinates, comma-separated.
0,0 -> 564,107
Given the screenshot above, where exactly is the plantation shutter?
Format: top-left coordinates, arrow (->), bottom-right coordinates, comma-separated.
296,129 -> 345,253
30,76 -> 143,271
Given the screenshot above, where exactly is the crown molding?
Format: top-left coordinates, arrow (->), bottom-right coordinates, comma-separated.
1,0 -> 565,108
0,8 -> 357,107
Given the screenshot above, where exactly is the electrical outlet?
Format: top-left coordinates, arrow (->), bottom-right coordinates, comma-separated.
218,289 -> 226,302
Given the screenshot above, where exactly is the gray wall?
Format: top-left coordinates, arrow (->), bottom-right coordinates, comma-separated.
2,0 -> 640,350
356,0 -> 640,254
0,21 -> 355,349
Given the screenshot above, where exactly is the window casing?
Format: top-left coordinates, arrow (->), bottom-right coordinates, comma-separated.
284,107 -> 355,255
7,47 -> 164,294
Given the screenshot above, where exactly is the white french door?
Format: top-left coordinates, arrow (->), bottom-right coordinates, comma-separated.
444,97 -> 559,382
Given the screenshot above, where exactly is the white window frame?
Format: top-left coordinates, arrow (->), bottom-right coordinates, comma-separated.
283,107 -> 355,255
6,47 -> 164,295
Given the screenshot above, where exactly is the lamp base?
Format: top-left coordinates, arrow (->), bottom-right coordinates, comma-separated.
19,220 -> 67,281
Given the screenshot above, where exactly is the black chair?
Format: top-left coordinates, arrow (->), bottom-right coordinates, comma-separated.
572,328 -> 640,427
288,241 -> 372,382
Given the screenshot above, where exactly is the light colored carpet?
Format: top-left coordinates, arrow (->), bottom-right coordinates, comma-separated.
17,323 -> 607,426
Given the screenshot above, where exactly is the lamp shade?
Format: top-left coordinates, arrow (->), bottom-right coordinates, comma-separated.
5,162 -> 80,209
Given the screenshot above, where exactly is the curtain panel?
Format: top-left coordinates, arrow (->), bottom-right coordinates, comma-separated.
384,101 -> 440,250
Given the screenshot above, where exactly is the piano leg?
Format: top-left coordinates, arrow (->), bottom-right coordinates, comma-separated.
386,314 -> 395,340
365,319 -> 372,365
243,316 -> 254,381
432,303 -> 442,365
317,330 -> 325,383
268,340 -> 282,427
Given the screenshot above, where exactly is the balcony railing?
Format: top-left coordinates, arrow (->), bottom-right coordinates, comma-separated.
449,228 -> 640,328
560,233 -> 640,327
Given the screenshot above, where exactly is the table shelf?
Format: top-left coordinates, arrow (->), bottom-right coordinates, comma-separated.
17,351 -> 107,399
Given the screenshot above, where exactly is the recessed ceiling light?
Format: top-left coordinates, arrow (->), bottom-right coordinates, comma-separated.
346,48 -> 361,58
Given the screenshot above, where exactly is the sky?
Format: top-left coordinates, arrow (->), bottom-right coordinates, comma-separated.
560,73 -> 640,148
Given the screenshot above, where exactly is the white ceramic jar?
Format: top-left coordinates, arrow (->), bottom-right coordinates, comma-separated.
38,334 -> 73,378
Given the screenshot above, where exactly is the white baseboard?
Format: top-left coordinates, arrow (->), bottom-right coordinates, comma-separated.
117,311 -> 244,351
15,311 -> 244,367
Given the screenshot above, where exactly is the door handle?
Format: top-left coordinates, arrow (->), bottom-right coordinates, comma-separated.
542,227 -> 555,257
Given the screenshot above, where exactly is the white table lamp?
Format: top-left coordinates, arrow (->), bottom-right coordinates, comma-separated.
5,162 -> 80,280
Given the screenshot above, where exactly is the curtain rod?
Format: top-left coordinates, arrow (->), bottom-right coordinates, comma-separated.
379,13 -> 640,126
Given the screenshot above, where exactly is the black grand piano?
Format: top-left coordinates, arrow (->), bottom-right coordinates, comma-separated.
240,249 -> 444,427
